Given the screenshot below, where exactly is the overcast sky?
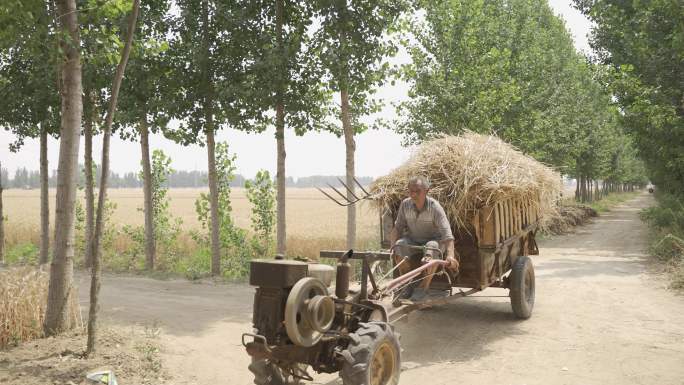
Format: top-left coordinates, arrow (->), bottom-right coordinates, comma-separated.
0,1 -> 592,179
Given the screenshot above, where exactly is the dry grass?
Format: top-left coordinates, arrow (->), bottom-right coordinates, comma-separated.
544,203 -> 598,235
370,132 -> 562,229
0,267 -> 82,348
2,188 -> 381,259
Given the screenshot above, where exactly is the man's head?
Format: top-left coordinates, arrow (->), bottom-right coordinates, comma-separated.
407,176 -> 430,209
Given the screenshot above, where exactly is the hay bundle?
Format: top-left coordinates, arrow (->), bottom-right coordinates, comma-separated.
370,132 -> 561,230
0,267 -> 82,348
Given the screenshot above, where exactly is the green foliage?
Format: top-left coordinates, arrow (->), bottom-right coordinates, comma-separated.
312,0 -> 409,134
116,0 -> 173,140
193,142 -> 258,278
122,150 -> 182,270
641,192 -> 684,288
165,0 -> 270,145
575,0 -> 684,193
397,0 -> 647,189
245,170 -> 276,252
641,193 -> 684,236
4,243 -> 38,265
246,0 -> 332,136
74,196 -> 118,267
588,192 -> 638,214
0,0 -> 60,149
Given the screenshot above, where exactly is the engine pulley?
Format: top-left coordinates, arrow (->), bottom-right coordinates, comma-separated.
285,277 -> 332,347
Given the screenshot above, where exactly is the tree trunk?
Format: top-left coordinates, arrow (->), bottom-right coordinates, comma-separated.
84,101 -> 95,268
206,128 -> 222,276
0,161 -> 4,265
86,0 -> 140,356
45,0 -> 82,336
40,125 -> 50,264
341,89 -> 356,249
140,117 -> 155,270
275,0 -> 286,257
275,105 -> 286,256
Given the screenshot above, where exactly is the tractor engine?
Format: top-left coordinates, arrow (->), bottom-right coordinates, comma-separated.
249,259 -> 336,347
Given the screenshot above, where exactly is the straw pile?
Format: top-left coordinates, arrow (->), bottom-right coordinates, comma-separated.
370,132 -> 562,230
0,267 -> 81,348
545,204 -> 598,235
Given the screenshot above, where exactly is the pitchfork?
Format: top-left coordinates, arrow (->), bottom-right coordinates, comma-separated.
316,177 -> 373,206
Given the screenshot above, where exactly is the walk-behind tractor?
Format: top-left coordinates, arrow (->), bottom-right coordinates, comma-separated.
242,193 -> 539,385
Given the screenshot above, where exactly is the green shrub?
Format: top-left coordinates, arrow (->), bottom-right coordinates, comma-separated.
641,191 -> 684,288
5,243 -> 39,265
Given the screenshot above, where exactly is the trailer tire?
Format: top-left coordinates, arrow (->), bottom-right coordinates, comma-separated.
248,358 -> 302,385
510,255 -> 535,319
340,323 -> 401,385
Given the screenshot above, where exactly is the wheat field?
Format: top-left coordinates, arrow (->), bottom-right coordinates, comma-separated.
2,188 -> 382,256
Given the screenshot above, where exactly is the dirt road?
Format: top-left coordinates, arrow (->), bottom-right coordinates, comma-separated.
77,193 -> 684,385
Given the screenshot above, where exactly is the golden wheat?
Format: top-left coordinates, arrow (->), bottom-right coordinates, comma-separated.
0,267 -> 82,348
3,188 -> 382,258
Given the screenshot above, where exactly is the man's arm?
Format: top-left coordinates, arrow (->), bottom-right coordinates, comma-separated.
389,226 -> 400,249
440,238 -> 459,270
390,200 -> 407,250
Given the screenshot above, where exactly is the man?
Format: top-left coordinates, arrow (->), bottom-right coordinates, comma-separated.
389,176 -> 459,297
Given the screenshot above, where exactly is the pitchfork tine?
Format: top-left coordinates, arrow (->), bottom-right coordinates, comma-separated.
328,183 -> 353,203
336,177 -> 361,201
353,177 -> 371,196
316,187 -> 348,206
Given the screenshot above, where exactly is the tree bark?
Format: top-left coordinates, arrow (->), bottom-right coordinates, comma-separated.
0,161 -> 4,265
39,125 -> 50,264
84,99 -> 95,268
87,0 -> 140,356
338,0 -> 356,250
140,117 -> 155,270
206,127 -> 221,276
45,0 -> 82,337
275,0 -> 286,257
341,89 -> 356,249
275,105 -> 286,256
199,0 -> 221,276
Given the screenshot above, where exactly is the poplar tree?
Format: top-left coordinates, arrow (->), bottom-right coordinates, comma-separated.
0,0 -> 60,265
168,0 -> 267,274
251,0 -> 331,257
313,0 -> 407,249
118,0 -> 173,271
44,0 -> 83,336
87,0 -> 141,356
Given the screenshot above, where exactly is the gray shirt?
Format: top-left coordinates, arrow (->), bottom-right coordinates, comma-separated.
394,196 -> 454,244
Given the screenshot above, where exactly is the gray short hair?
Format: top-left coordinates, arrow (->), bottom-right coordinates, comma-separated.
408,176 -> 430,190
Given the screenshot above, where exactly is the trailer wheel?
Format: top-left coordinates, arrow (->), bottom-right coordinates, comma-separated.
340,323 -> 401,385
510,255 -> 535,319
248,358 -> 302,385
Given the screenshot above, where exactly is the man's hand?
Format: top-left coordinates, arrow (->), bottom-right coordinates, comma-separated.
446,256 -> 459,272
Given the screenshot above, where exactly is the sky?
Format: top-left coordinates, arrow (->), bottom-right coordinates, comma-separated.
0,1 -> 593,180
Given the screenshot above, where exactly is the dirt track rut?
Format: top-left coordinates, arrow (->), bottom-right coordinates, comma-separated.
77,193 -> 684,385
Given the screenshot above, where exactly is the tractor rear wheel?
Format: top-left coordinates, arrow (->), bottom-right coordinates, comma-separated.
509,255 -> 535,319
340,323 -> 401,385
248,358 -> 302,385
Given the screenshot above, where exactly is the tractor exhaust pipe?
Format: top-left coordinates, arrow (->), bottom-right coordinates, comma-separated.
335,250 -> 352,299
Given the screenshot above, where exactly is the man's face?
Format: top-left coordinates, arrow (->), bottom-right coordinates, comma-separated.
408,183 -> 428,208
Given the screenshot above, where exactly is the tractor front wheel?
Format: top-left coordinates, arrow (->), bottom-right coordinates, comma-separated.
340,323 -> 401,385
